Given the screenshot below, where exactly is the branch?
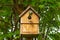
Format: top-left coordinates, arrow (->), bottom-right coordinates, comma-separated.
44,26 -> 50,40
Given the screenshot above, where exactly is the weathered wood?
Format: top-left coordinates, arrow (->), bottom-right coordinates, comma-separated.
19,6 -> 40,18
20,6 -> 40,37
20,10 -> 39,35
20,24 -> 39,34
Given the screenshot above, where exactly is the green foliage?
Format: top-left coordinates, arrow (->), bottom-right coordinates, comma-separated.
49,33 -> 60,40
0,0 -> 60,40
0,0 -> 13,4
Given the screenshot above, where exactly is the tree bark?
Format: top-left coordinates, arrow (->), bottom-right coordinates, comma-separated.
12,0 -> 24,40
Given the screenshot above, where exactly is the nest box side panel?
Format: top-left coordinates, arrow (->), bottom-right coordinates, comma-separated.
20,10 -> 39,23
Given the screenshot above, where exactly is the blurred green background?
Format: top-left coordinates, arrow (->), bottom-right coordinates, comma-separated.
0,0 -> 60,40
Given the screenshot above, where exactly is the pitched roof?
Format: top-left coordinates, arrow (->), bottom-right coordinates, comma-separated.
19,6 -> 40,18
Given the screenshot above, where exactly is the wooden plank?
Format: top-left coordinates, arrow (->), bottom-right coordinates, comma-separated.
20,24 -> 39,34
20,23 -> 39,24
21,34 -> 39,37
21,10 -> 39,23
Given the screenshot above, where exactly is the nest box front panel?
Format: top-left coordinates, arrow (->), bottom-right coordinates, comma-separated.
20,10 -> 39,35
20,24 -> 39,34
21,10 -> 39,23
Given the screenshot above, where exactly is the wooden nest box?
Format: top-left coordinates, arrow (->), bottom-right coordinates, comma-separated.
19,6 -> 40,37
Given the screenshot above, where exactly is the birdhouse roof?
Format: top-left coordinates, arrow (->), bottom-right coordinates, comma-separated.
19,6 -> 40,18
